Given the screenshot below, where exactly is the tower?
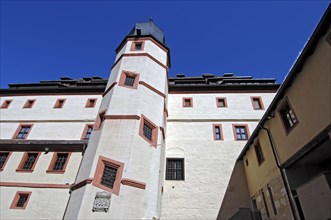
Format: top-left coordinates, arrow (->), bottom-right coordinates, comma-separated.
64,20 -> 170,219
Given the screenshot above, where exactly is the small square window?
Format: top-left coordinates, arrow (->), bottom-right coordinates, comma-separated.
10,192 -> 32,209
279,99 -> 298,133
143,123 -> 153,141
166,158 -> 185,180
216,97 -> 227,108
251,97 -> 264,110
0,100 -> 12,109
139,115 -> 158,146
95,111 -> 106,130
254,141 -> 265,165
183,98 -> 193,107
0,152 -> 11,171
23,99 -> 36,108
233,125 -> 249,140
85,98 -> 97,108
13,125 -> 32,139
47,152 -> 71,173
54,99 -> 66,108
16,152 -> 40,172
82,124 -> 94,140
130,41 -> 144,51
118,71 -> 140,89
101,165 -> 118,189
213,124 -> 223,140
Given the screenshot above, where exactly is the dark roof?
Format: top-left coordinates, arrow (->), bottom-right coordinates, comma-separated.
237,3 -> 331,160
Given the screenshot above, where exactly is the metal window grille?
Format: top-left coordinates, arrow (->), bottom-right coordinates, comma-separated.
23,153 -> 37,170
0,153 -> 9,169
143,123 -> 153,141
16,194 -> 28,207
166,159 -> 184,180
215,126 -> 221,140
53,153 -> 68,171
280,102 -> 297,129
124,76 -> 135,86
236,127 -> 247,140
16,126 -> 30,139
101,165 -> 117,188
85,126 -> 93,140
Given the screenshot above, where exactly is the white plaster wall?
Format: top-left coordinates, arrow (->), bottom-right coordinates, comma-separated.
0,187 -> 70,219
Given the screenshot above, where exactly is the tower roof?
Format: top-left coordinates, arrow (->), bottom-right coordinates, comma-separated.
128,19 -> 166,46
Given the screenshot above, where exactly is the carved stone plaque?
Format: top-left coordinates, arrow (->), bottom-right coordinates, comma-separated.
92,191 -> 111,212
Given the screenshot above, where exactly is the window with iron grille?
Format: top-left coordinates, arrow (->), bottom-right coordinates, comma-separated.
22,153 -> 38,170
16,194 -> 29,208
101,165 -> 118,188
235,126 -> 248,140
52,153 -> 68,171
279,101 -> 298,132
124,76 -> 135,87
166,158 -> 184,180
143,123 -> 153,141
254,141 -> 265,165
16,126 -> 31,139
0,152 -> 9,169
85,126 -> 93,140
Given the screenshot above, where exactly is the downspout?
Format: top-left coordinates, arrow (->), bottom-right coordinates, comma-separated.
259,124 -> 298,220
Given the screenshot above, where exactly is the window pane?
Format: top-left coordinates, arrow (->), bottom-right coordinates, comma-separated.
16,194 -> 28,207
0,153 -> 9,169
166,159 -> 184,180
23,153 -> 37,170
124,76 -> 135,86
101,165 -> 117,188
143,123 -> 153,141
53,153 -> 68,171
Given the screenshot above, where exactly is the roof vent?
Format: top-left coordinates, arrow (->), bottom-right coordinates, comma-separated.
223,73 -> 234,77
176,74 -> 185,78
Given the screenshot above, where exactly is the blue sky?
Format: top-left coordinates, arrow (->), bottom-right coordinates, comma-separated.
1,1 -> 329,88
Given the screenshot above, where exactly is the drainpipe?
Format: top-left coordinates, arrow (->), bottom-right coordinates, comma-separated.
259,125 -> 298,220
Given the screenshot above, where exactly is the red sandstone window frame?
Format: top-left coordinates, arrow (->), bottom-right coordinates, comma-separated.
94,110 -> 106,131
53,98 -> 66,109
16,152 -> 41,173
213,124 -> 224,141
250,96 -> 265,110
232,124 -> 250,141
0,99 -> 13,109
130,40 -> 145,51
46,152 -> 71,174
23,99 -> 36,109
118,70 -> 140,89
92,156 -> 124,195
81,124 -> 94,140
10,191 -> 32,210
216,97 -> 228,108
139,114 -> 158,147
12,124 -> 33,140
85,98 -> 97,108
182,97 -> 193,108
0,152 -> 12,172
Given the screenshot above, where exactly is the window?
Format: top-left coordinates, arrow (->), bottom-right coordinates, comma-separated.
13,124 -> 32,139
118,71 -> 140,89
182,98 -> 193,107
95,111 -> 106,130
254,141 -> 265,165
130,41 -> 144,51
213,124 -> 223,140
0,152 -> 11,171
16,152 -> 40,172
233,124 -> 249,140
0,99 -> 12,109
92,156 -> 124,195
47,152 -> 71,173
23,99 -> 36,108
279,100 -> 298,133
166,158 -> 185,180
54,99 -> 66,108
10,192 -> 32,209
139,114 -> 158,146
82,124 -> 94,140
216,97 -> 227,108
251,96 -> 264,110
85,98 -> 97,108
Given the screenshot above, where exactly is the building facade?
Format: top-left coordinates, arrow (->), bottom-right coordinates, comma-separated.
218,4 -> 331,220
1,20 -> 281,219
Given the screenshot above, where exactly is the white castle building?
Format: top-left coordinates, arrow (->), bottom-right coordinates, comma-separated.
0,20 -> 279,219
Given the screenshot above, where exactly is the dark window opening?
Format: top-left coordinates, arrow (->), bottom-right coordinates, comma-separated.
16,126 -> 31,139
135,42 -> 142,50
143,123 -> 153,141
254,141 -> 265,165
279,101 -> 298,131
16,194 -> 29,208
124,76 -> 135,87
166,158 -> 184,180
53,153 -> 68,171
101,165 -> 118,189
0,152 -> 9,169
252,98 -> 263,109
22,153 -> 38,170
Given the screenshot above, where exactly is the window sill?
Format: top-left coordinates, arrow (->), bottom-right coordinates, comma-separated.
16,169 -> 33,173
46,170 -> 65,174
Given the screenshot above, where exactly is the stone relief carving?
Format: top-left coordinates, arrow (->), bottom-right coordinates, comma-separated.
92,191 -> 112,212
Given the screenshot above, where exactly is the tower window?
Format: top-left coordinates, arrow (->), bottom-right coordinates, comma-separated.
119,71 -> 140,89
279,99 -> 298,133
54,99 -> 66,108
13,125 -> 32,139
213,124 -> 223,140
130,41 -> 144,51
82,124 -> 94,140
16,152 -> 40,172
95,111 -> 106,130
101,165 -> 118,189
251,96 -> 264,110
0,99 -> 12,109
166,158 -> 185,180
23,99 -> 36,108
183,98 -> 193,107
0,152 -> 11,171
10,192 -> 32,209
233,124 -> 249,140
139,115 -> 158,146
216,97 -> 227,108
85,98 -> 97,108
254,141 -> 265,165
143,123 -> 153,141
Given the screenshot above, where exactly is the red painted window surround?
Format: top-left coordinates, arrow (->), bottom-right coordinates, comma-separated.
23,99 -> 36,109
10,191 -> 32,209
16,152 -> 41,173
94,110 -> 106,131
182,97 -> 193,107
216,97 -> 228,108
232,124 -> 250,141
250,96 -> 265,110
213,124 -> 224,140
138,114 -> 158,147
81,124 -> 94,140
118,71 -> 140,89
12,124 -> 33,140
130,40 -> 145,51
0,99 -> 13,109
53,99 -> 66,108
46,152 -> 71,174
85,98 -> 97,108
